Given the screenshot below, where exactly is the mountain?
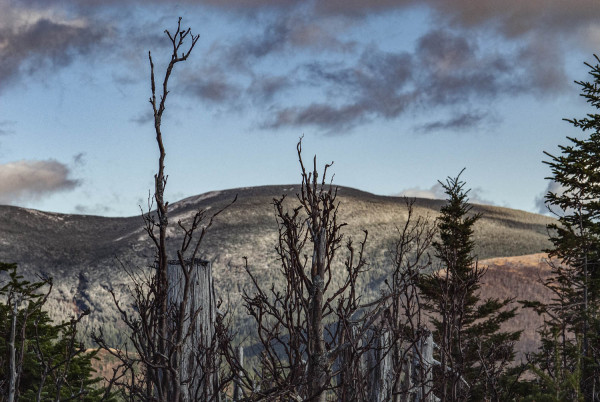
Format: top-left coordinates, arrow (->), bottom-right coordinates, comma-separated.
0,185 -> 556,351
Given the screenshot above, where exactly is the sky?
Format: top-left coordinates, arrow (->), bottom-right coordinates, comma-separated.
0,0 -> 599,217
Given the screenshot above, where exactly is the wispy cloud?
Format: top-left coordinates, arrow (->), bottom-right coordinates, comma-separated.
535,180 -> 568,215
415,112 -> 490,133
398,183 -> 447,200
0,159 -> 80,204
399,182 -> 496,206
130,110 -> 154,126
73,203 -> 113,215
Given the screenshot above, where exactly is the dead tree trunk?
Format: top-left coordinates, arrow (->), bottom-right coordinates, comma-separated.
366,330 -> 393,402
167,259 -> 219,402
306,228 -> 328,402
233,346 -> 244,402
338,323 -> 365,401
243,139 -> 369,401
412,331 -> 435,402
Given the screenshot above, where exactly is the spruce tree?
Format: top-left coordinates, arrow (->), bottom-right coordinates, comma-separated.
0,262 -> 108,401
418,172 -> 521,402
531,54 -> 600,401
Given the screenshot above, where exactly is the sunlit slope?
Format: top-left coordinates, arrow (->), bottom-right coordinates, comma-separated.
0,185 -> 556,346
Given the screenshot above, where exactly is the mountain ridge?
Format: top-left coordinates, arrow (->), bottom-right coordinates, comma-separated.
0,184 -> 556,348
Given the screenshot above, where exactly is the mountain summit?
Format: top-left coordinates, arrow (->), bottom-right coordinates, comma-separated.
0,185 -> 555,346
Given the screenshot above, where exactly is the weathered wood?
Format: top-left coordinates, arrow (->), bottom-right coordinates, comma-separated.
401,352 -> 412,402
338,324 -> 363,401
167,259 -> 218,402
412,331 -> 435,402
367,330 -> 393,402
233,346 -> 244,401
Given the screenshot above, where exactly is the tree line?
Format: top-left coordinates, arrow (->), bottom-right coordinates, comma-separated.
1,19 -> 600,401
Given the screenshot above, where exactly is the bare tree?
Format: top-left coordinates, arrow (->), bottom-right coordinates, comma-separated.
242,139 -> 373,401
382,198 -> 437,402
93,18 -> 236,401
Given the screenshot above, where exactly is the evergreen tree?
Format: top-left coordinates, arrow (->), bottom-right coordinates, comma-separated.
530,54 -> 600,401
0,262 -> 108,401
418,172 -> 521,402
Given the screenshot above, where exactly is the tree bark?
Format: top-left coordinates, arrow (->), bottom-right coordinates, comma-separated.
167,259 -> 218,402
367,330 -> 393,402
233,346 -> 244,402
307,228 -> 328,402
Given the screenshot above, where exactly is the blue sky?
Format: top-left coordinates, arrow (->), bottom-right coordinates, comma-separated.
0,0 -> 598,216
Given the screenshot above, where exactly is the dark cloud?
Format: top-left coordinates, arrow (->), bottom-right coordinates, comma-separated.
220,18 -> 291,71
247,75 -> 292,104
415,30 -> 523,105
0,159 -> 80,204
262,47 -> 413,132
515,35 -> 568,93
21,0 -> 598,35
415,112 -> 489,133
314,0 -> 600,38
0,9 -> 107,91
0,1 -> 592,134
130,110 -> 154,126
261,103 -> 369,133
259,28 -> 542,132
182,14 -> 356,110
314,0 -> 413,17
427,0 -> 600,38
215,14 -> 355,73
186,76 -> 241,104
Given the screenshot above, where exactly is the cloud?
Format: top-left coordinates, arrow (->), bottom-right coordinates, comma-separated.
130,110 -> 154,126
414,30 -> 517,104
261,46 -> 414,132
73,203 -> 113,215
247,75 -> 293,104
201,14 -> 354,75
398,183 -> 446,200
415,112 -> 490,133
0,4 -> 107,92
22,0 -> 597,36
261,102 -> 370,133
220,18 -> 292,72
257,28 -> 545,132
425,0 -> 600,38
399,182 -> 496,206
314,0 -> 600,38
0,0 -> 594,134
535,180 -> 568,215
0,159 -> 80,204
185,74 -> 242,104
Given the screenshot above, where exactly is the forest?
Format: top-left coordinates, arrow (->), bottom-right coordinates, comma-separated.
1,19 -> 600,402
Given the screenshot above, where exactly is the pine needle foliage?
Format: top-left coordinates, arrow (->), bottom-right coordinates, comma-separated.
419,172 -> 521,402
0,262 -> 108,401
